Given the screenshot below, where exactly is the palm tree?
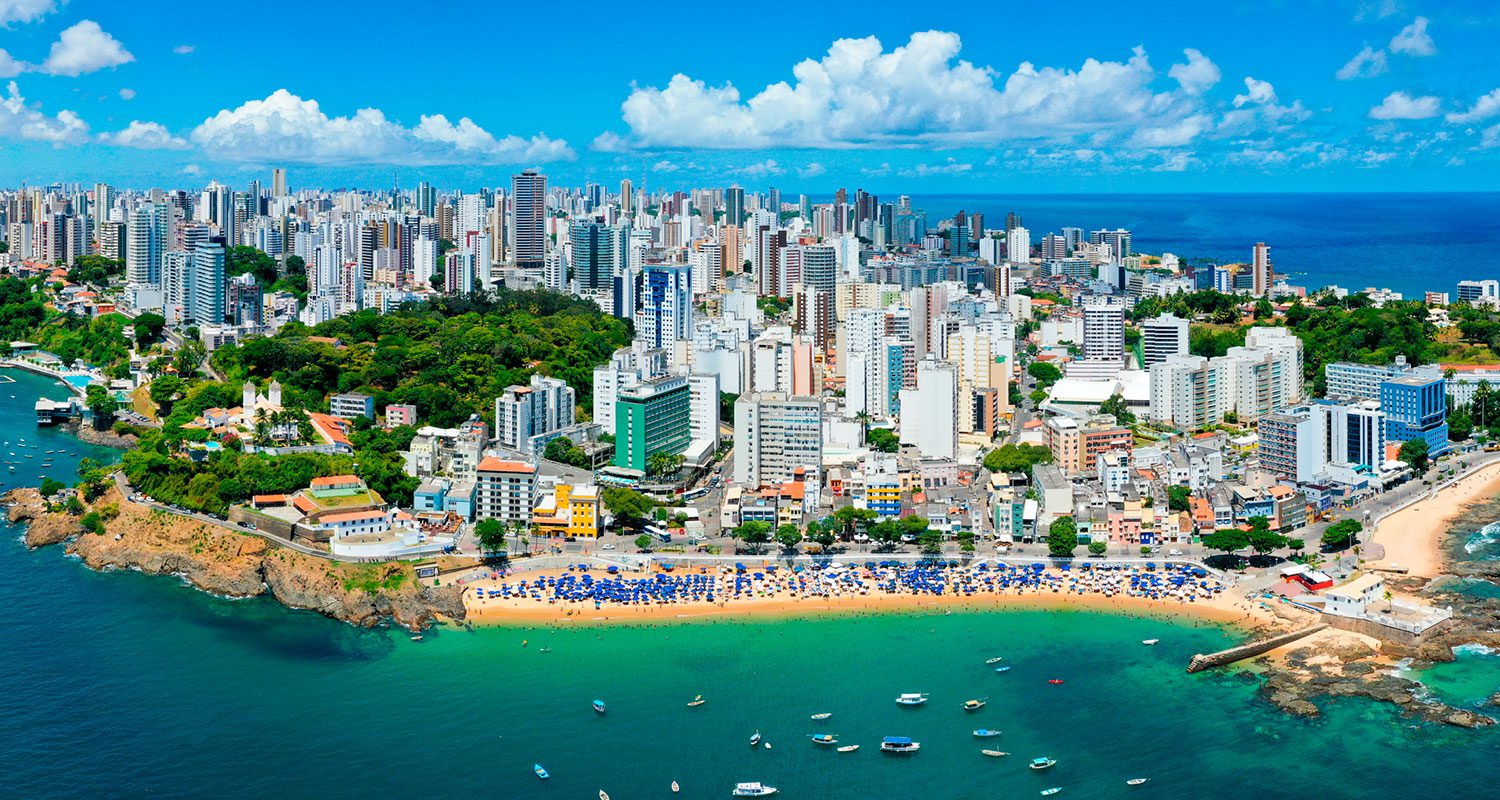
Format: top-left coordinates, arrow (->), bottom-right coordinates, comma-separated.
855,411 -> 871,442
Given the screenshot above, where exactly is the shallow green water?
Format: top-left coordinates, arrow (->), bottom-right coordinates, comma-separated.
4,367 -> 1500,799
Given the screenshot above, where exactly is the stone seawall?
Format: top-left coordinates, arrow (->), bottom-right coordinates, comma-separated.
1187,624 -> 1329,673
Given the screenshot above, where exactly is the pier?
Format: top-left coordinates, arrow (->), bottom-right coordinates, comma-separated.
1186,624 -> 1328,673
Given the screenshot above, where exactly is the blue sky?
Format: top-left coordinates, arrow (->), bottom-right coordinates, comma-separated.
2,0 -> 1499,191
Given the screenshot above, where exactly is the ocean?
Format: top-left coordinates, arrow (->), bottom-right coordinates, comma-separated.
900,192 -> 1500,300
2,367 -> 1500,798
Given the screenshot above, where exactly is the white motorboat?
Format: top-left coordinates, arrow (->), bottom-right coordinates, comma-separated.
836,744 -> 859,753
894,693 -> 928,706
879,737 -> 920,753
986,657 -> 1004,664
731,782 -> 778,797
810,712 -> 833,720
1126,778 -> 1150,786
1142,639 -> 1159,646
1030,757 -> 1057,770
749,731 -> 762,747
981,749 -> 1009,757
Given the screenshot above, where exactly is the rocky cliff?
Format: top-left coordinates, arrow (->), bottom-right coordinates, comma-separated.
7,486 -> 464,631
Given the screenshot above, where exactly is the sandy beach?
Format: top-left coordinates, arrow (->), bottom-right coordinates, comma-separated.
1373,460 -> 1500,578
455,564 -> 1285,630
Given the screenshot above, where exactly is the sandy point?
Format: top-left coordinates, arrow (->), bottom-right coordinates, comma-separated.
1372,460 -> 1500,578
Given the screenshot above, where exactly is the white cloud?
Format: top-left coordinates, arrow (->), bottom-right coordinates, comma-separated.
1447,89 -> 1500,124
99,120 -> 187,149
1368,90 -> 1441,120
613,32 -> 1213,150
900,159 -> 973,177
38,20 -> 133,76
651,159 -> 679,172
118,87 -> 135,101
1359,149 -> 1398,166
1233,77 -> 1276,108
1151,152 -> 1198,172
0,80 -> 87,144
798,162 -> 826,179
1355,0 -> 1402,21
1389,16 -> 1435,57
0,0 -> 55,27
180,163 -> 202,176
1168,48 -> 1220,95
1336,46 -> 1388,80
0,48 -> 22,78
739,159 -> 784,177
590,131 -> 627,152
191,89 -> 573,165
173,44 -> 195,55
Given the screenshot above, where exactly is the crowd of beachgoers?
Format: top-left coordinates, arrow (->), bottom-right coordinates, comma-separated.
461,561 -> 1227,611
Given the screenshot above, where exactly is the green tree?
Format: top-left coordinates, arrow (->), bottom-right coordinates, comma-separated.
1203,528 -> 1250,557
733,520 -> 772,553
918,529 -> 943,554
866,428 -> 900,453
807,519 -> 837,551
775,524 -> 803,553
1248,526 -> 1287,556
474,518 -> 507,553
133,312 -> 166,347
39,477 -> 66,496
84,384 -> 118,427
1027,361 -> 1063,387
1047,516 -> 1078,557
634,533 -> 653,551
1088,540 -> 1108,556
149,374 -> 184,416
983,443 -> 1054,473
646,451 -> 684,478
1398,438 -> 1430,473
1098,392 -> 1135,424
1286,538 -> 1306,556
870,519 -> 902,550
1166,485 -> 1191,512
1322,519 -> 1363,550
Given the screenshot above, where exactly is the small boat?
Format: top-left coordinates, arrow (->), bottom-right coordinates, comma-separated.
963,698 -> 987,712
763,742 -> 771,750
894,693 -> 928,706
879,736 -> 920,753
809,734 -> 838,745
836,745 -> 860,753
985,657 -> 1004,664
593,699 -> 607,714
981,749 -> 1009,757
994,666 -> 1012,673
672,781 -> 680,793
539,647 -> 552,653
687,694 -> 706,707
601,792 -> 610,800
1047,679 -> 1064,685
810,712 -> 833,720
1141,639 -> 1159,646
1041,789 -> 1061,796
731,782 -> 778,797
533,764 -> 549,780
409,635 -> 423,641
749,731 -> 762,747
1030,757 -> 1057,770
973,729 -> 1002,738
1126,778 -> 1150,786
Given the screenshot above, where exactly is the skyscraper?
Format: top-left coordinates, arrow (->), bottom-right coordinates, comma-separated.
636,264 -> 693,349
271,168 -> 287,198
126,203 -> 167,309
1252,242 -> 1272,297
511,170 -> 547,271
724,185 -> 745,227
1141,313 -> 1190,366
1082,301 -> 1125,363
189,243 -> 227,325
570,219 -> 625,291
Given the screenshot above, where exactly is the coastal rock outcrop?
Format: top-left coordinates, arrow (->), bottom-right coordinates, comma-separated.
13,484 -> 465,631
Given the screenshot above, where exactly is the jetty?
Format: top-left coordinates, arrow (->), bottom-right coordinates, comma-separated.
1186,624 -> 1328,673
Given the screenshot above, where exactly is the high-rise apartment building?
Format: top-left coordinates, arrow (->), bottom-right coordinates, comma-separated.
1252,242 -> 1272,297
511,170 -> 546,271
1141,313 -> 1189,366
495,375 -> 576,455
733,392 -> 823,486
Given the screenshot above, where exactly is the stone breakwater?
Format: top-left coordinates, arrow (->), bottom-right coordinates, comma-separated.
7,486 -> 465,631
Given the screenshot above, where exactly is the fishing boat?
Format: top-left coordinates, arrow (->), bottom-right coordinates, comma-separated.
731,782 -> 778,797
879,736 -> 920,753
671,781 -> 680,793
1041,788 -> 1061,796
809,734 -> 838,745
749,731 -> 762,747
593,699 -> 607,714
687,694 -> 706,707
1047,679 -> 1064,685
985,657 -> 1004,664
1029,757 -> 1057,770
836,744 -> 860,753
810,712 -> 833,720
601,792 -> 610,800
973,729 -> 1002,738
533,764 -> 550,780
1141,639 -> 1159,646
1126,778 -> 1149,786
981,749 -> 1009,757
994,666 -> 1012,673
962,698 -> 987,712
894,693 -> 928,706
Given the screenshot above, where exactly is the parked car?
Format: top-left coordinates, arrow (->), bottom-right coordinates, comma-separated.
601,542 -> 616,550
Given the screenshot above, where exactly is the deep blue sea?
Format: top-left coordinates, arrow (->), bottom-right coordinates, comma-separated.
901,192 -> 1500,300
3,366 -> 1500,798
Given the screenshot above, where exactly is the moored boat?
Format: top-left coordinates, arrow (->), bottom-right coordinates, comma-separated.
1126,778 -> 1149,786
985,657 -> 1004,664
981,749 -> 1009,757
836,744 -> 859,753
1030,757 -> 1057,770
879,736 -> 920,753
688,694 -> 706,707
731,782 -> 778,796
749,730 -> 762,747
994,666 -> 1012,673
672,781 -> 680,793
963,697 -> 987,711
810,712 -> 832,720
533,764 -> 550,780
894,693 -> 928,706
593,699 -> 607,714
1141,639 -> 1159,646
1041,788 -> 1061,796
600,792 -> 609,800
973,728 -> 1001,737
809,734 -> 838,745
1047,679 -> 1064,685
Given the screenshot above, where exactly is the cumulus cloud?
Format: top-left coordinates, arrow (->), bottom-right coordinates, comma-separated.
1168,48 -> 1220,95
118,87 -> 135,100
1151,152 -> 1198,172
190,89 -> 573,165
1232,77 -> 1276,108
38,20 -> 133,76
798,162 -> 826,179
901,159 -> 973,177
0,0 -> 55,27
1355,0 -> 1402,21
1389,16 -> 1435,57
180,163 -> 202,176
0,48 -> 22,78
739,159 -> 784,177
1481,125 -> 1500,149
613,32 -> 1218,150
1368,90 -> 1441,120
0,80 -> 87,144
100,120 -> 187,149
173,44 -> 195,55
1447,89 -> 1500,124
1336,46 -> 1388,80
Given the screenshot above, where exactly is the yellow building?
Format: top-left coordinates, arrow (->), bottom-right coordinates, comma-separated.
532,483 -> 601,539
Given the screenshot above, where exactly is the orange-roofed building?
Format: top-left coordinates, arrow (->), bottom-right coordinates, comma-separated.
476,457 -> 538,523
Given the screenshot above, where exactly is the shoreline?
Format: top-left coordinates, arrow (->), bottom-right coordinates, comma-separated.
1371,460 -> 1500,578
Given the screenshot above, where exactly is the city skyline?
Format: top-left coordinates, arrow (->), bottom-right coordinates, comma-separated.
1,1 -> 1499,191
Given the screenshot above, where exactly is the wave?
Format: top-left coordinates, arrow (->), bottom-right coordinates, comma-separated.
1461,519 -> 1500,557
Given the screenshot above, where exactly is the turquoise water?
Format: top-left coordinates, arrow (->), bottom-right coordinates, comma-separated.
4,367 -> 1500,799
